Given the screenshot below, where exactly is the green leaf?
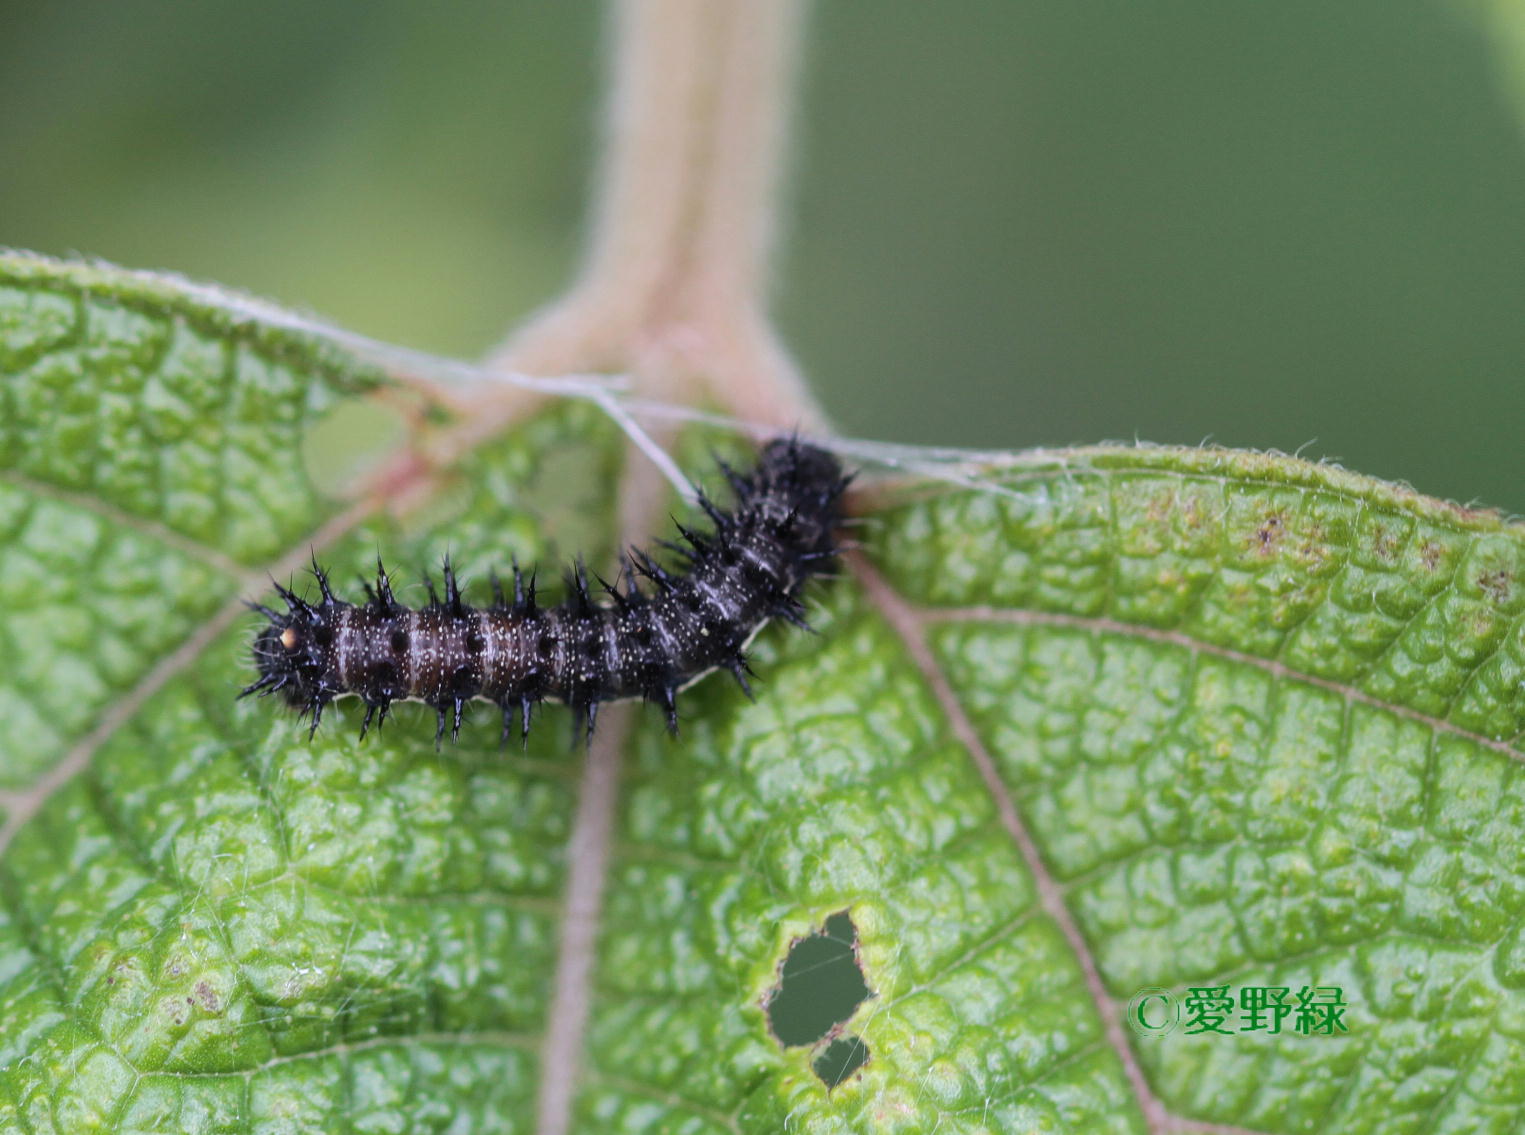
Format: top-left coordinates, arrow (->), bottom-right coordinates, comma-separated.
4,251 -> 1524,1134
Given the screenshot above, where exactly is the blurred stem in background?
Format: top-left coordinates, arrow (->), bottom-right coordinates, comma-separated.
1471,0 -> 1525,127
491,0 -> 823,434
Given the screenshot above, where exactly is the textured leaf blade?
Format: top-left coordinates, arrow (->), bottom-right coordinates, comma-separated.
0,252 -> 623,1133
863,448 -> 1525,1133
0,252 -> 386,788
578,586 -> 1141,1134
4,252 -> 1525,1133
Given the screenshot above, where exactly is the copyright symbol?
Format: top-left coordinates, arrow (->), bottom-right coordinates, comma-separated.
1126,987 -> 1179,1038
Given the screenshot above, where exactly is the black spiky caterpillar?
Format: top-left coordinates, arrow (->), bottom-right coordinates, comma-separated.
241,438 -> 850,745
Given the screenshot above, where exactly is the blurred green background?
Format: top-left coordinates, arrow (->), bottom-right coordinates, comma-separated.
4,0 -> 1523,507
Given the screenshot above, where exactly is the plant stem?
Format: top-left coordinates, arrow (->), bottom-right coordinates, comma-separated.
491,0 -> 824,432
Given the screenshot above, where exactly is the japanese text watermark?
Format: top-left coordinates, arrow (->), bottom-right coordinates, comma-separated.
1126,984 -> 1350,1038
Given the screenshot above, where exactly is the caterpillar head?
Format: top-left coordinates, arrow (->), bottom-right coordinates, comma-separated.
242,601 -> 334,708
750,438 -> 851,558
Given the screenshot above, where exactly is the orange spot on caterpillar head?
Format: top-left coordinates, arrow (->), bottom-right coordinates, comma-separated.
280,628 -> 298,650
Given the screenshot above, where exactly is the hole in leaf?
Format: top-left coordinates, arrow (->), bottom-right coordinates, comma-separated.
765,911 -> 872,1047
812,1034 -> 870,1088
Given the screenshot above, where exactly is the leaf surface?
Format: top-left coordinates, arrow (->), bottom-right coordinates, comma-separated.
2,252 -> 1523,1135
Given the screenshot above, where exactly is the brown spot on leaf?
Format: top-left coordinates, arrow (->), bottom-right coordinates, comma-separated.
1298,533 -> 1332,570
1252,513 -> 1286,557
1477,569 -> 1512,605
1420,542 -> 1445,572
194,980 -> 220,1013
1145,489 -> 1176,523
